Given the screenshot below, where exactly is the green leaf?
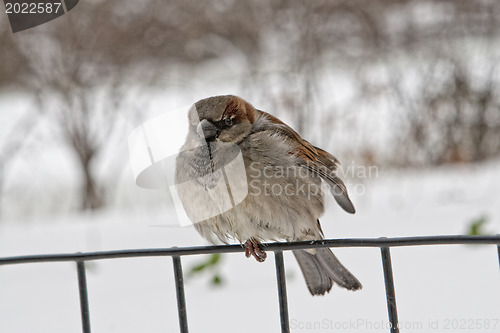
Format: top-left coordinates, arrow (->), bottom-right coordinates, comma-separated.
208,253 -> 221,265
189,262 -> 209,274
211,274 -> 223,286
188,253 -> 223,277
466,215 -> 489,236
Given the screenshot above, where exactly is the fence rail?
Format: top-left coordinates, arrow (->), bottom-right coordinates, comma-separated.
1,235 -> 499,333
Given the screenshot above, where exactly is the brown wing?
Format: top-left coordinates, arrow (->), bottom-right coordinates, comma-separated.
256,111 -> 355,214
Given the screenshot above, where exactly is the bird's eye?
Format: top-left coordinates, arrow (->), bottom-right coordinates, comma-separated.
224,118 -> 233,126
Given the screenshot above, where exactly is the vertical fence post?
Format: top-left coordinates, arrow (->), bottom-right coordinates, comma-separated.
380,246 -> 399,333
496,241 -> 500,271
274,251 -> 290,333
172,256 -> 189,333
76,260 -> 91,333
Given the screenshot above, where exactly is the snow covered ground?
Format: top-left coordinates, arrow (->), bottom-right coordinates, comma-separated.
0,159 -> 499,333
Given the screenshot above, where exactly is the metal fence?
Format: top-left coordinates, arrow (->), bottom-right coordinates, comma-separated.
1,235 -> 500,333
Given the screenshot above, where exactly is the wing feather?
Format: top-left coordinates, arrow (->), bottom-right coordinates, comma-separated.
255,111 -> 355,214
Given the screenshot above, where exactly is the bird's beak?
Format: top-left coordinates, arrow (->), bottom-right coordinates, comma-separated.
197,119 -> 218,141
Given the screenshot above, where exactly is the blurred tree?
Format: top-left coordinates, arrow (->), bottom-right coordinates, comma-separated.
9,1 -> 139,210
0,112 -> 36,218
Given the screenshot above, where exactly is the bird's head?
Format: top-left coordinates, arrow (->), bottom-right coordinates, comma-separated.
188,95 -> 256,144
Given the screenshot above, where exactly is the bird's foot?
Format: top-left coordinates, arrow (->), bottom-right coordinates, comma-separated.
244,238 -> 267,262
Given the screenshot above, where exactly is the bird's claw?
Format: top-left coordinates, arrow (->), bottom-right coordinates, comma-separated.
244,239 -> 267,262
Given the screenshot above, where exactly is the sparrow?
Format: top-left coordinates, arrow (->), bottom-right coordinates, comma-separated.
175,95 -> 361,295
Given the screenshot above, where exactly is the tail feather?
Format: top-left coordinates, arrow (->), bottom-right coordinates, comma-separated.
315,248 -> 362,290
293,250 -> 333,295
293,248 -> 362,296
